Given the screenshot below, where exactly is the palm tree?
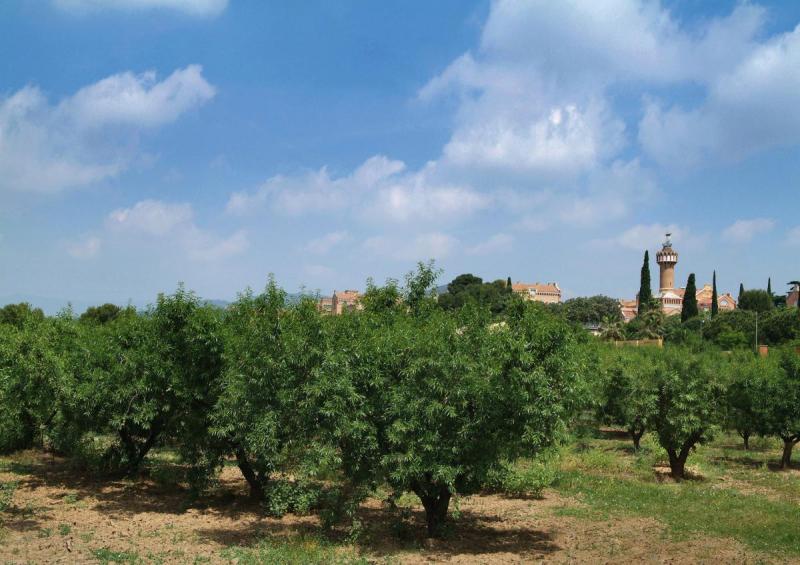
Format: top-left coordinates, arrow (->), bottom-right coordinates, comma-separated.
600,315 -> 625,341
640,308 -> 666,339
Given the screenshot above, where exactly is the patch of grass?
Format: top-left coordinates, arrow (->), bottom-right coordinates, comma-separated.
91,547 -> 142,564
63,492 -> 79,505
0,480 -> 18,511
555,471 -> 800,556
80,530 -> 95,543
220,536 -> 367,565
37,527 -> 52,538
58,522 -> 72,536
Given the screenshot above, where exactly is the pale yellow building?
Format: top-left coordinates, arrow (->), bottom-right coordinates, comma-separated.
318,289 -> 363,315
511,282 -> 562,304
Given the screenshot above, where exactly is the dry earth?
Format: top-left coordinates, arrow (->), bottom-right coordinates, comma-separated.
0,451 -> 791,564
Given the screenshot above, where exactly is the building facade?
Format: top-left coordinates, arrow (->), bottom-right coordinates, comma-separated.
620,234 -> 737,322
318,289 -> 362,315
511,282 -> 562,304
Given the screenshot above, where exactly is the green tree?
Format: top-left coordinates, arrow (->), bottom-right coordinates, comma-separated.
506,276 -> 512,291
638,251 -> 653,315
561,296 -> 623,326
596,348 -> 657,451
320,271 -> 582,537
767,278 -> 773,297
649,349 -> 723,479
711,271 -> 719,317
739,283 -> 745,302
0,303 -> 45,329
725,353 -> 772,450
210,282 -> 326,500
79,303 -> 124,325
761,350 -> 800,469
739,290 -> 774,313
681,273 -> 698,322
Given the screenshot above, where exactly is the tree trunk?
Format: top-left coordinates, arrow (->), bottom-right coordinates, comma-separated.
780,437 -> 797,470
629,428 -> 644,452
667,435 -> 698,480
412,482 -> 452,538
235,447 -> 265,500
741,431 -> 750,451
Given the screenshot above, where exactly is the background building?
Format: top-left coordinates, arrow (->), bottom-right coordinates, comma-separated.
511,282 -> 562,304
621,235 -> 736,321
318,289 -> 362,315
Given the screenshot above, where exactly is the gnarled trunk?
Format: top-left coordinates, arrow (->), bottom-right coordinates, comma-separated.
780,436 -> 798,470
629,427 -> 644,452
235,447 -> 266,500
739,430 -> 750,451
412,479 -> 452,538
667,433 -> 700,480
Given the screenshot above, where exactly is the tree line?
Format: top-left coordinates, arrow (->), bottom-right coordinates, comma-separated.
1,263 -> 799,537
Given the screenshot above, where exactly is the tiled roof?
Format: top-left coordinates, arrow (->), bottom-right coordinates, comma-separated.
512,282 -> 561,294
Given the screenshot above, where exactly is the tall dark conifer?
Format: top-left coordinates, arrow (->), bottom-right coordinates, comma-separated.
682,273 -> 699,322
711,271 -> 719,317
638,250 -> 653,315
739,283 -> 745,302
506,276 -> 512,292
767,277 -> 773,297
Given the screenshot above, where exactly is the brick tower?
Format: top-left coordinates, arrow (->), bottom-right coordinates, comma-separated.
656,233 -> 678,291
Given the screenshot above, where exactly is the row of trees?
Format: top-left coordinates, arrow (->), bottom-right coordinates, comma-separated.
0,265 -> 584,538
597,346 -> 800,477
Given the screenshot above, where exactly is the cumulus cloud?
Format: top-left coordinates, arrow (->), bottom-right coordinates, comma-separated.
639,21 -> 800,167
107,199 -> 247,261
53,0 -> 228,17
227,155 -> 489,224
0,66 -> 214,194
722,218 -> 776,243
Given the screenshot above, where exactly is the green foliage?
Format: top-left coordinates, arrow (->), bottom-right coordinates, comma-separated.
681,273 -> 698,322
596,348 -> 658,450
760,350 -> 800,468
558,295 -> 622,325
739,289 -> 774,313
0,480 -> 17,512
703,310 -> 756,350
711,271 -> 719,317
648,349 -> 725,478
0,303 -> 45,329
638,251 -> 653,315
436,273 -> 518,315
79,303 -> 124,325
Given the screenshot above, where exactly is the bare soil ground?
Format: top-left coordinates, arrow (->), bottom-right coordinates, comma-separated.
0,451 -> 789,564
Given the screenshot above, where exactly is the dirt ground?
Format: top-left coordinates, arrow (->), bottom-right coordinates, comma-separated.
0,451 -> 790,564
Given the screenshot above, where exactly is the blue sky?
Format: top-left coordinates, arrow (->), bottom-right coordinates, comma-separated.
1,0 -> 799,311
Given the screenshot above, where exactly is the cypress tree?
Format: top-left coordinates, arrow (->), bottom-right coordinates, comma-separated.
767,277 -> 773,297
507,276 -> 512,290
711,271 -> 719,317
682,273 -> 699,322
638,250 -> 653,315
739,283 -> 745,302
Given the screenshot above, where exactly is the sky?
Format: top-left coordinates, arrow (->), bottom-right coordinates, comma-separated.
1,0 -> 800,312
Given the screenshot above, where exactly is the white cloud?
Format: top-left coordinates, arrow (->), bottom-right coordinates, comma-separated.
106,199 -> 247,261
305,231 -> 349,254
640,24 -> 800,168
0,66 -> 214,194
363,232 -> 458,261
722,218 -> 776,243
61,65 -> 215,130
107,200 -> 193,235
466,233 -> 513,255
227,155 -> 489,224
54,0 -> 228,17
65,236 -> 101,260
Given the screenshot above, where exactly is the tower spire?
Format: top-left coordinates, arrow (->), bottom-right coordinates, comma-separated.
656,233 -> 678,291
